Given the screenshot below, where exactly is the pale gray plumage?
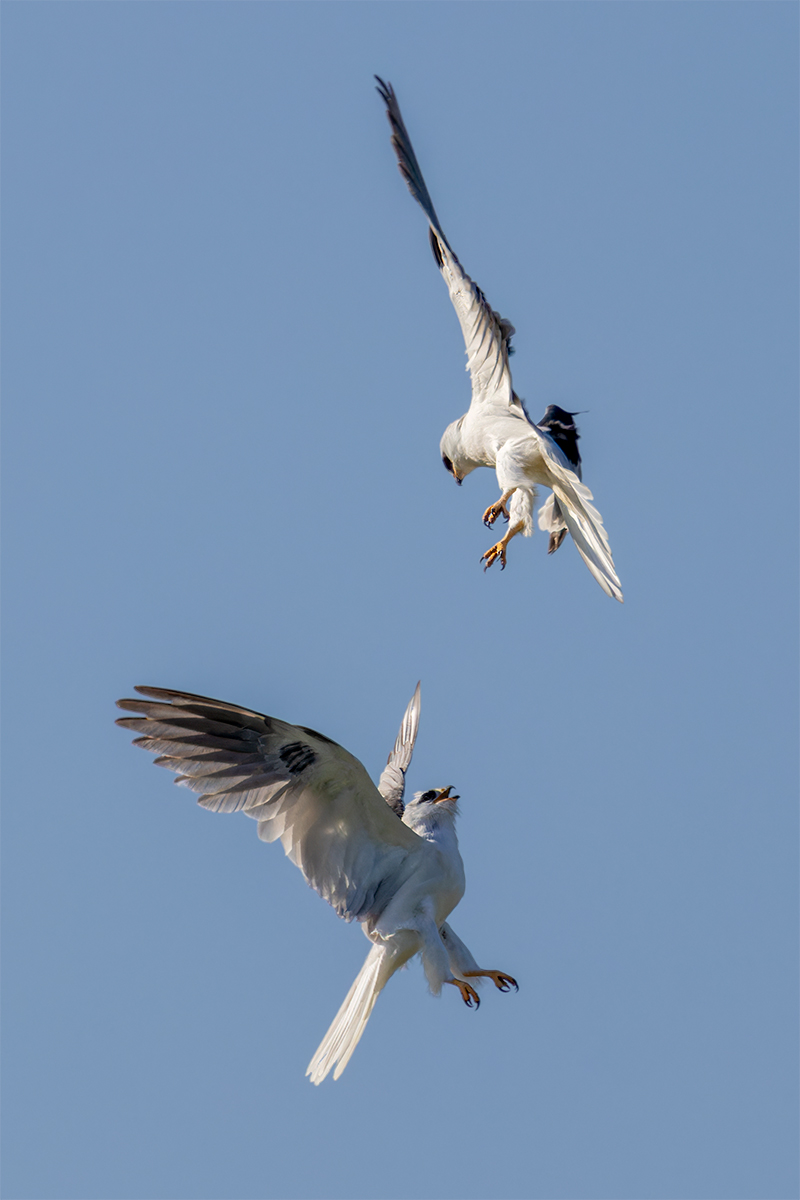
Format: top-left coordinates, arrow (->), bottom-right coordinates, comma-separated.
376,75 -> 515,409
117,685 -> 419,925
376,76 -> 623,602
116,683 -> 516,1083
378,680 -> 420,817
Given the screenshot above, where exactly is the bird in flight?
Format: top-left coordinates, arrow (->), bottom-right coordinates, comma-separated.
376,77 -> 623,603
116,683 -> 517,1083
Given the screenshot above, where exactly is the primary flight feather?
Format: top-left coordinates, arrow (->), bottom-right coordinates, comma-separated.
116,683 -> 516,1083
376,77 -> 623,602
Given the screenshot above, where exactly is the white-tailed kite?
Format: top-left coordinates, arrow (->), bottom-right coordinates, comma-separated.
116,683 -> 516,1083
376,77 -> 623,603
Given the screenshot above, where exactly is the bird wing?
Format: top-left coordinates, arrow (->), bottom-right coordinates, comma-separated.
117,686 -> 424,923
535,406 -> 582,478
377,682 -> 421,818
535,407 -> 581,555
529,429 -> 623,603
376,77 -> 516,409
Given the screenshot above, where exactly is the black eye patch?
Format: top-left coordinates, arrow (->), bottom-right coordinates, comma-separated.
442,455 -> 454,475
420,789 -> 438,802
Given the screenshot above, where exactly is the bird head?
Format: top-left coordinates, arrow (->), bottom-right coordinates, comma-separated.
404,785 -> 460,833
439,420 -> 475,486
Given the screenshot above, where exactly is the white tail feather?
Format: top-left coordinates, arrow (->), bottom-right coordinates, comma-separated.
306,945 -> 388,1084
529,425 -> 623,602
551,477 -> 623,602
537,493 -> 565,538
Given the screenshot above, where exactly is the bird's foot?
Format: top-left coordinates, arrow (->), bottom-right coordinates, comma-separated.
548,529 -> 568,555
482,499 -> 510,528
447,979 -> 480,1009
481,518 -> 524,572
481,540 -> 508,571
465,969 -> 519,993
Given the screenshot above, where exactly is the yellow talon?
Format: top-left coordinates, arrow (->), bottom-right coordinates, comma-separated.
481,519 -> 525,572
481,541 -> 508,571
447,979 -> 481,1009
482,489 -> 516,529
464,969 -> 519,993
482,500 -> 510,528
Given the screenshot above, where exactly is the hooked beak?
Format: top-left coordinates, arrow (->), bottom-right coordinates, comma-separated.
434,786 -> 459,803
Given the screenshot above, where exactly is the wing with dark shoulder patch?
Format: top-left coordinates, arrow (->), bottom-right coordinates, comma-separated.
378,682 -> 421,817
117,687 -> 423,923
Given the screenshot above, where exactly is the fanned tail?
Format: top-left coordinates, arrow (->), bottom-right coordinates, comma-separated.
306,945 -> 389,1084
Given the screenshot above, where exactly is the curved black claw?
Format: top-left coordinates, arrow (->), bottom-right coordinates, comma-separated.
460,981 -> 480,1009
482,504 -> 511,530
481,546 -> 507,572
494,972 -> 519,993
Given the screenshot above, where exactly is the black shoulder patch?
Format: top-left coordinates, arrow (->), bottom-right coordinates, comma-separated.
537,405 -> 582,472
429,226 -> 444,268
279,742 -> 316,775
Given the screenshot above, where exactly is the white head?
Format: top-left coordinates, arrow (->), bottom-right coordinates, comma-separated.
439,419 -> 477,486
402,785 -> 460,835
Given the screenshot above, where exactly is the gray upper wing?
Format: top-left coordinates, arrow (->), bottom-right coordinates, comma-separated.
376,77 -> 516,409
117,686 -> 423,924
377,682 -> 421,817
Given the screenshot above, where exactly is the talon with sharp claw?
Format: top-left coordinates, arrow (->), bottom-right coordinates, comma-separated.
448,979 -> 481,1009
481,519 -> 525,572
482,488 -> 516,529
464,969 -> 519,993
481,541 -> 508,571
482,500 -> 510,529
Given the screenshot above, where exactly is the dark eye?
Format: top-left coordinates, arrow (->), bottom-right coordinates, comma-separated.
442,455 -> 454,475
420,790 -> 437,803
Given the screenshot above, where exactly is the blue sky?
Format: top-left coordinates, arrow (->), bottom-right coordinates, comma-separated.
3,4 -> 797,1198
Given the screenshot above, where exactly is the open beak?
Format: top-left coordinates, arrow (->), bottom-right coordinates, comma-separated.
434,786 -> 459,802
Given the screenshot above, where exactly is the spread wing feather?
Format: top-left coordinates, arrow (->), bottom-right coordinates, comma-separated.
377,682 -> 421,817
376,77 -> 515,408
117,687 -> 423,923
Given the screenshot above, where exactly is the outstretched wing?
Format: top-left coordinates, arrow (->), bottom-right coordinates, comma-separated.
376,77 -> 516,409
377,682 -> 421,817
117,687 -> 423,923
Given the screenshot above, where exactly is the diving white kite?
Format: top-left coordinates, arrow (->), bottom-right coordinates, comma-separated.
376,77 -> 623,602
116,683 -> 517,1083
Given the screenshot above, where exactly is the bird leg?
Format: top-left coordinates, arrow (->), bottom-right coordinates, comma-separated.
464,969 -> 519,993
481,521 -> 525,571
446,978 -> 480,1009
482,489 -> 516,529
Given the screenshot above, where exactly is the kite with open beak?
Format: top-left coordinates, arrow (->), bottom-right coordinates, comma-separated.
434,786 -> 459,802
